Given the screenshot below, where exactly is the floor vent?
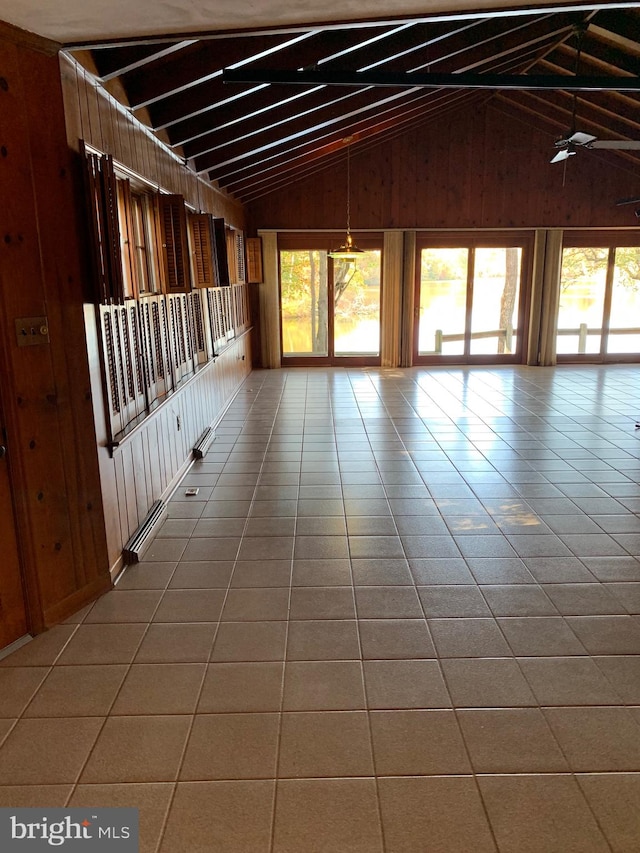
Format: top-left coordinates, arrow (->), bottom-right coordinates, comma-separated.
193,426 -> 215,459
123,499 -> 167,564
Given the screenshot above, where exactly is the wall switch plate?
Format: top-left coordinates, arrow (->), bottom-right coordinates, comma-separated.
184,487 -> 200,496
15,316 -> 50,347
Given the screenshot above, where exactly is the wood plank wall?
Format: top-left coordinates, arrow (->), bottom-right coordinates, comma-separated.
0,30 -> 112,629
247,103 -> 640,231
59,53 -> 253,574
59,53 -> 245,228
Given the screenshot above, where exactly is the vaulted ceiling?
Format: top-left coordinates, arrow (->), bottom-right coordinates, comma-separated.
24,2 -> 640,205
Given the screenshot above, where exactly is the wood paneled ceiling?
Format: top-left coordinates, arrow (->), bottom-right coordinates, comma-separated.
66,4 -> 640,204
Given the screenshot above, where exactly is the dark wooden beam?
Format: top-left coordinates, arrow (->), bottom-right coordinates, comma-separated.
222,66 -> 640,91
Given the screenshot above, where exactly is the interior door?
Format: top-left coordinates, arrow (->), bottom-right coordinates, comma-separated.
0,394 -> 28,650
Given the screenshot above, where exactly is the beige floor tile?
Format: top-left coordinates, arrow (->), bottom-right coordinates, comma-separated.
291,559 -> 352,586
0,785 -> 73,806
278,711 -> 373,777
180,713 -> 279,780
378,776 -> 497,852
543,583 -> 627,615
230,560 -> 292,587
134,622 -> 217,663
352,559 -> 414,585
24,665 -> 127,717
289,587 -> 355,619
478,774 -> 610,852
116,562 -> 176,589
283,660 -> 364,710
0,667 -> 50,716
80,716 -> 191,783
212,621 -> 288,661
0,720 -> 14,744
70,782 -> 174,853
481,584 -> 558,617
359,619 -> 435,659
418,585 -> 492,617
355,586 -> 423,618
293,535 -> 349,559
273,778 -> 383,853
594,655 -> 640,703
198,662 -> 284,712
370,710 -> 471,775
442,658 -> 536,707
221,588 -> 290,621
519,656 -> 622,705
543,707 -> 640,771
111,663 -> 205,715
286,620 -> 360,660
497,616 -> 586,656
0,625 -> 77,667
160,780 -> 274,853
56,624 -> 147,665
577,772 -> 640,853
168,561 -> 234,589
238,536 -> 294,561
565,616 -> 640,654
85,590 -> 163,623
429,618 -> 511,657
153,589 -> 226,622
0,718 -> 103,784
364,659 -> 451,709
458,708 -> 568,773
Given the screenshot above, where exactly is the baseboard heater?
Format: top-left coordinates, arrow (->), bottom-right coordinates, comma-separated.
122,499 -> 167,564
193,426 -> 215,459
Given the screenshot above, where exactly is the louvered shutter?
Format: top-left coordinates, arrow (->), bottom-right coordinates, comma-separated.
246,237 -> 263,283
188,213 -> 219,288
157,194 -> 192,294
81,146 -> 125,304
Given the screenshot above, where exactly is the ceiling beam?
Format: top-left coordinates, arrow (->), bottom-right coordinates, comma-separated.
222,67 -> 640,91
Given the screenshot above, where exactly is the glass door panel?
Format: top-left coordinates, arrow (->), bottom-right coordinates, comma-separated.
280,249 -> 328,357
333,250 -> 381,356
470,248 -> 521,355
418,248 -> 467,356
556,248 -> 608,356
608,247 -> 640,354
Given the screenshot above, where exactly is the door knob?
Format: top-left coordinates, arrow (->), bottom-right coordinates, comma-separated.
0,446 -> 6,459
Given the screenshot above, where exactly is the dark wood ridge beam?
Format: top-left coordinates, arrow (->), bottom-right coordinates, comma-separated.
222,67 -> 640,91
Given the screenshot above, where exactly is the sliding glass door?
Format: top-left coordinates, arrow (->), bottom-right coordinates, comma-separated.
279,236 -> 382,365
415,235 -> 530,363
557,239 -> 640,361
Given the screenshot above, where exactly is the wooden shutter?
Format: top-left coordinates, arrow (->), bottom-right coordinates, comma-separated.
212,217 -> 230,286
81,147 -> 125,304
156,194 -> 192,294
116,179 -> 139,299
188,213 -> 219,288
246,237 -> 263,283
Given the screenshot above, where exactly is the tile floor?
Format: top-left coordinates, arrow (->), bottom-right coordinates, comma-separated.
2,365 -> 640,851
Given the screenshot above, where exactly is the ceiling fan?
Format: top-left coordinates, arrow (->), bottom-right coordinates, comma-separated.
551,131 -> 640,163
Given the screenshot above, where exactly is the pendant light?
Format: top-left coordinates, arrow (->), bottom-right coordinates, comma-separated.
329,137 -> 365,260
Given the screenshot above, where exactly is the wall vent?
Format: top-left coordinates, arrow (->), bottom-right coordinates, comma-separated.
193,426 -> 215,459
123,499 -> 167,564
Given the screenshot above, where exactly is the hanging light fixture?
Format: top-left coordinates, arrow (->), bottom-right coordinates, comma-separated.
329,137 -> 365,260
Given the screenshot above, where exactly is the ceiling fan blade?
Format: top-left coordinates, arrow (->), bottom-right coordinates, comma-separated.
551,148 -> 574,163
591,140 -> 640,150
569,131 -> 597,146
616,196 -> 640,206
